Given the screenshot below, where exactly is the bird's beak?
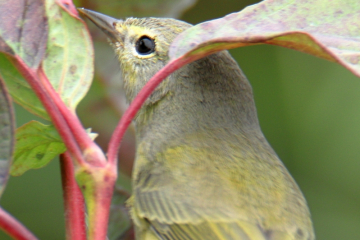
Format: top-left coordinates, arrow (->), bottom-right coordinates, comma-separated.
78,8 -> 121,42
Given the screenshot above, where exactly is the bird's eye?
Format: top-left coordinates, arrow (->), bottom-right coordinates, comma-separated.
135,36 -> 155,55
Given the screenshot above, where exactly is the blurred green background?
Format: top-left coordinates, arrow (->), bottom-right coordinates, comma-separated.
0,0 -> 359,239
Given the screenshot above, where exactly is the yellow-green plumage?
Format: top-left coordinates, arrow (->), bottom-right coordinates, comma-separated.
79,9 -> 315,240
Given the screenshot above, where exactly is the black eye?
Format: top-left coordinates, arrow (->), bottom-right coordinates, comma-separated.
135,36 -> 155,55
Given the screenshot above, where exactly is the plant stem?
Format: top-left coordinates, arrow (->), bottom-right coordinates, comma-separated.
60,152 -> 86,240
106,57 -> 188,166
76,164 -> 117,240
12,56 -> 86,167
0,208 -> 37,240
13,55 -> 118,240
38,68 -> 106,167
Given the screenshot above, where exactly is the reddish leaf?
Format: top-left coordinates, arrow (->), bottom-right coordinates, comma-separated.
56,0 -> 78,16
0,0 -> 47,68
79,0 -> 196,19
0,77 -> 14,197
0,0 -> 94,119
169,0 -> 360,77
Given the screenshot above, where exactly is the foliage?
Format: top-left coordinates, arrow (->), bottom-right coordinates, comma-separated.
0,0 -> 358,239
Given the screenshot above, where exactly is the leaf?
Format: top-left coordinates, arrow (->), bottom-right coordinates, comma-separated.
80,0 -> 197,19
10,120 -> 97,176
169,0 -> 360,78
0,0 -> 93,119
0,0 -> 49,119
43,0 -> 94,111
0,53 -> 49,119
0,0 -> 47,68
0,77 -> 14,198
10,121 -> 66,176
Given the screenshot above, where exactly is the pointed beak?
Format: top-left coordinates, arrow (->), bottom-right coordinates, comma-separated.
78,8 -> 121,42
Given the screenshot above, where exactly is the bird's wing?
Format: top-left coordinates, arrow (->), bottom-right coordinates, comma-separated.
147,219 -> 271,240
130,144 -> 313,240
131,185 -> 297,240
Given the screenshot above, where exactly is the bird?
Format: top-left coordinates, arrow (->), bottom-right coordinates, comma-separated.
79,8 -> 315,240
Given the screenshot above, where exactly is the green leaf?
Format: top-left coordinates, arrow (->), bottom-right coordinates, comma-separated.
10,121 -> 66,176
0,0 -> 47,68
0,77 -> 14,198
169,0 -> 360,77
0,53 -> 49,119
43,0 -> 94,111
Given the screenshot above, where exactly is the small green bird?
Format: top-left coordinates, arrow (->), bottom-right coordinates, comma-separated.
79,9 -> 315,240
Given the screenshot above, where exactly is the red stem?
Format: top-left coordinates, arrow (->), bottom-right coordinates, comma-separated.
106,57 -> 189,166
60,152 -> 86,240
12,56 -> 86,166
86,182 -> 115,240
38,68 -> 106,166
78,164 -> 117,240
0,208 -> 37,240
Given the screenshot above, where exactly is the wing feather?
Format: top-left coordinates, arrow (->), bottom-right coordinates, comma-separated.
130,143 -> 314,240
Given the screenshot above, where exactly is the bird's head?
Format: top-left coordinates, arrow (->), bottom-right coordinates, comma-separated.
78,9 -> 191,102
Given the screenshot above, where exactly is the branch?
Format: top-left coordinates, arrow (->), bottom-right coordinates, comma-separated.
38,68 -> 106,167
107,57 -> 188,166
12,56 -> 86,166
77,164 -> 117,240
60,152 -> 86,240
0,208 -> 37,240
